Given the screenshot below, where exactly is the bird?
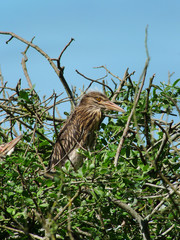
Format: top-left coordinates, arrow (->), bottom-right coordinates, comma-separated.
48,91 -> 125,172
0,135 -> 22,158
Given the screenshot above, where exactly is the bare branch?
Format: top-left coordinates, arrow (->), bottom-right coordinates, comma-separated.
75,69 -> 114,96
21,36 -> 35,90
53,92 -> 59,138
114,60 -> 149,167
76,227 -> 92,237
111,197 -> 151,240
0,67 -> 6,99
153,122 -> 169,171
157,224 -> 175,239
0,225 -> 44,240
111,68 -> 129,102
58,38 -> 74,67
96,65 -> 123,82
0,31 -> 75,106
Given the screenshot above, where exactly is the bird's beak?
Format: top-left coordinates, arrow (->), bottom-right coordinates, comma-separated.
104,100 -> 125,113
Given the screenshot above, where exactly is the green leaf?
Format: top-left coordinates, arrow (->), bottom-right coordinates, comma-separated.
18,90 -> 31,103
7,207 -> 16,215
45,179 -> 54,187
75,167 -> 85,178
94,187 -> 104,197
172,78 -> 180,87
26,198 -> 34,205
15,186 -> 23,194
40,203 -> 49,208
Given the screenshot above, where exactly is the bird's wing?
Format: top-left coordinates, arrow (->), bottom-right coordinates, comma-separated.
48,112 -> 84,171
48,107 -> 102,172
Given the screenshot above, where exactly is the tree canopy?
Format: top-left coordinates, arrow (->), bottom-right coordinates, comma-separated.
0,32 -> 180,240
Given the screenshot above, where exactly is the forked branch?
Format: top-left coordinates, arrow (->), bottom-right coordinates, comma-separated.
0,31 -> 75,107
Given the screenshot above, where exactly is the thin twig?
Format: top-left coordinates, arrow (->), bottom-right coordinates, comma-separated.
58,38 -> 74,68
0,67 -> 6,99
54,188 -> 80,221
96,65 -> 122,81
114,26 -> 150,167
0,225 -> 44,240
111,68 -> 129,102
53,92 -> 59,138
153,122 -> 169,171
132,142 -> 147,165
114,61 -> 149,167
67,196 -> 75,240
76,69 -> 114,96
0,31 -> 75,107
157,224 -> 175,238
143,74 -> 155,148
21,36 -> 35,90
158,172 -> 180,197
76,227 -> 92,237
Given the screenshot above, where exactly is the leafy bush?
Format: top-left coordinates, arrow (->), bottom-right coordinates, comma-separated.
0,32 -> 179,239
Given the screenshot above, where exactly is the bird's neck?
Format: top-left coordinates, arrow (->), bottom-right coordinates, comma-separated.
76,105 -> 102,129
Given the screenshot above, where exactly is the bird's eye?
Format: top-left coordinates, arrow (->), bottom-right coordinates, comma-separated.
96,97 -> 101,102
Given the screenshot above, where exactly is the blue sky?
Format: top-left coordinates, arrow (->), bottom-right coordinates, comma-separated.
0,0 -> 180,111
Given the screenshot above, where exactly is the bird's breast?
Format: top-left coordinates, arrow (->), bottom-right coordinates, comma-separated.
68,149 -> 83,170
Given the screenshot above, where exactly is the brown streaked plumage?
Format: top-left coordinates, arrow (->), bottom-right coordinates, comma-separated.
0,135 -> 22,158
48,91 -> 125,172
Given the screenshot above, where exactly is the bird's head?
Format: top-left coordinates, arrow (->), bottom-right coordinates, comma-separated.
79,91 -> 125,112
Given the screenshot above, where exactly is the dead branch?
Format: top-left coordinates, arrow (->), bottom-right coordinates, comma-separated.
21,36 -> 35,90
111,68 -> 135,102
75,69 -> 114,96
0,31 -> 75,106
57,38 -> 74,69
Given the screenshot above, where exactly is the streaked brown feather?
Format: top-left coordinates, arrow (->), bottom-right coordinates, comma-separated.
48,91 -> 125,172
48,106 -> 102,171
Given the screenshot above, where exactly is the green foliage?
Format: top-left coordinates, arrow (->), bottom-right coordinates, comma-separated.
0,35 -> 179,238
0,75 -> 179,240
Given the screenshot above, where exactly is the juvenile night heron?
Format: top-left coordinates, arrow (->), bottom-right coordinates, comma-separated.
0,135 -> 22,158
48,91 -> 125,172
